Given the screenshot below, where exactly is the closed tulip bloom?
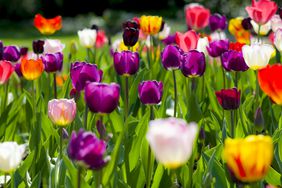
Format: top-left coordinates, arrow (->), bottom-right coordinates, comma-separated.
216,88 -> 240,110
20,47 -> 28,57
20,57 -> 44,80
3,46 -> 20,62
34,14 -> 62,35
0,142 -> 26,173
181,50 -> 206,77
185,3 -> 210,30
0,41 -> 3,60
221,50 -> 249,72
196,37 -> 209,56
138,80 -> 163,105
68,129 -> 110,170
43,39 -> 65,54
242,44 -> 274,70
123,20 -> 139,47
241,17 -> 253,30
161,45 -> 183,70
0,60 -> 14,84
162,34 -> 176,45
70,62 -> 103,91
48,98 -> 76,126
95,30 -> 108,48
32,40 -> 45,54
250,20 -> 271,35
85,82 -> 120,114
175,30 -> 199,52
223,135 -> 273,182
42,52 -> 63,73
274,29 -> 282,52
78,28 -> 97,48
146,118 -> 198,169
209,13 -> 227,32
246,0 -> 277,25
140,15 -> 163,35
207,39 -> 229,57
258,64 -> 282,105
113,51 -> 139,76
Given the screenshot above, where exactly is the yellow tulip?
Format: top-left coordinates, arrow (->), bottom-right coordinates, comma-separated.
140,16 -> 162,35
229,17 -> 250,44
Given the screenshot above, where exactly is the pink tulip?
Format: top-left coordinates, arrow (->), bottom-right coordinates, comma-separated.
95,30 -> 108,48
175,30 -> 199,52
0,60 -> 14,84
246,0 -> 277,25
185,3 -> 210,30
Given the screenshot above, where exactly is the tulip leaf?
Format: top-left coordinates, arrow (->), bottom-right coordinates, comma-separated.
151,164 -> 164,188
265,166 -> 282,186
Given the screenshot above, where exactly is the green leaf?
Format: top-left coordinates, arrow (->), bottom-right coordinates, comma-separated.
151,164 -> 164,188
265,166 -> 282,186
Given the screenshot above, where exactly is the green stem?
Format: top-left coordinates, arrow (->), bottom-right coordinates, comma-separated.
231,110 -> 235,138
77,166 -> 81,188
171,170 -> 178,188
32,80 -> 37,128
2,80 -> 9,113
222,67 -> 226,89
60,127 -> 63,159
201,74 -> 205,101
234,72 -> 238,88
172,70 -> 177,117
84,106 -> 88,130
124,77 -> 129,135
257,25 -> 261,42
53,73 -> 57,99
4,173 -> 7,188
146,106 -> 154,188
87,48 -> 91,63
95,170 -> 102,188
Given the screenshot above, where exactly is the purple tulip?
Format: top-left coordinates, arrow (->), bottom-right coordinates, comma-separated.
14,63 -> 23,77
85,82 -> 120,114
113,51 -> 139,76
181,50 -> 206,77
221,50 -> 249,72
20,47 -> 28,56
70,62 -> 103,91
33,40 -> 45,54
3,46 -> 20,62
161,45 -> 183,70
138,80 -> 163,105
0,41 -> 3,60
42,52 -> 63,73
68,129 -> 109,170
207,39 -> 229,57
123,20 -> 139,47
209,14 -> 227,32
162,34 -> 176,45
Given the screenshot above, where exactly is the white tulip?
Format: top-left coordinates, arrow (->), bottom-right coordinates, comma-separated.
274,29 -> 282,52
158,24 -> 170,40
251,20 -> 271,36
0,142 -> 25,173
77,29 -> 97,48
210,31 -> 226,41
146,118 -> 198,169
197,37 -> 209,56
43,39 -> 65,54
271,15 -> 282,33
242,44 -> 274,70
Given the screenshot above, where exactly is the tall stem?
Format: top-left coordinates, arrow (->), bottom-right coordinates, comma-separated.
60,127 -> 63,159
77,166 -> 81,188
171,170 -> 179,188
2,80 -> 9,113
172,70 -> 177,117
222,67 -> 226,89
124,77 -> 129,135
146,106 -> 154,188
95,170 -> 102,188
201,74 -> 205,101
231,110 -> 235,138
4,173 -> 7,188
53,73 -> 57,99
257,25 -> 261,42
32,80 -> 37,128
84,106 -> 88,130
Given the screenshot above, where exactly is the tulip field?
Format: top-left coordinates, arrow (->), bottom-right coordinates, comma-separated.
1,0 -> 282,187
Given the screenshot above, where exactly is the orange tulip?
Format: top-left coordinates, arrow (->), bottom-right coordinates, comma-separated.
21,58 -> 44,80
258,64 -> 282,105
34,14 -> 62,35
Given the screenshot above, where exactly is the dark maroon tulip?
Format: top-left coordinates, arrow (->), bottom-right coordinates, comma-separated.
162,34 -> 176,45
161,45 -> 183,70
122,20 -> 140,29
279,8 -> 282,19
215,88 -> 240,110
207,39 -> 229,57
68,129 -> 109,170
221,50 -> 248,72
14,63 -> 23,77
20,47 -> 28,56
70,62 -> 103,91
181,50 -> 206,77
242,17 -> 253,30
0,41 -> 3,60
209,13 -> 227,32
3,46 -> 20,62
91,24 -> 99,31
138,80 -> 163,105
32,40 -> 45,54
85,82 -> 120,114
113,51 -> 139,76
123,27 -> 139,47
42,52 -> 63,73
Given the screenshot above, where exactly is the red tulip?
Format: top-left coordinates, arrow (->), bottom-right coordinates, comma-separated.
0,60 -> 14,84
175,30 -> 199,52
245,0 -> 277,25
95,30 -> 108,48
185,3 -> 210,30
34,14 -> 62,35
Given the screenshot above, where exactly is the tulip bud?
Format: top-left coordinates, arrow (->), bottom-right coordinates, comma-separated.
254,107 -> 264,132
207,39 -> 229,57
3,46 -> 20,62
20,47 -> 28,56
138,80 -> 163,105
161,45 -> 183,70
113,51 -> 139,76
41,52 -> 63,73
209,13 -> 227,32
181,50 -> 206,77
32,40 -> 45,54
215,88 -> 240,110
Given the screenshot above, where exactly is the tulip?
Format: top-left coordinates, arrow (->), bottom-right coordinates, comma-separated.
258,64 -> 282,105
0,60 -> 14,84
34,14 -> 62,35
196,37 -> 209,56
209,13 -> 227,32
229,42 -> 245,52
250,20 -> 271,35
43,39 -> 65,54
146,118 -> 198,169
48,98 -> 76,126
140,15 -> 163,35
96,30 -> 108,48
113,51 -> 139,76
162,34 -> 176,45
175,30 -> 199,52
181,50 -> 206,77
185,3 -> 210,30
221,50 -> 249,72
33,40 -> 45,54
138,80 -> 163,105
246,0 -> 277,25
0,142 -> 26,173
77,28 -> 97,48
70,62 -> 103,91
84,82 -> 120,114
210,31 -> 227,41
20,57 -> 44,80
229,17 -> 251,44
20,47 -> 28,57
274,29 -> 282,52
14,63 -> 22,77
0,41 -> 3,60
216,88 -> 240,110
222,135 -> 273,182
41,52 -> 63,73
3,46 -> 20,62
207,39 -> 229,57
123,20 -> 139,47
242,44 -> 274,70
68,129 -> 110,170
271,15 -> 282,32
161,45 -> 183,70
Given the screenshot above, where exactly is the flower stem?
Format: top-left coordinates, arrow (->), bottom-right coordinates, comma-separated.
84,106 -> 88,130
124,77 -> 129,135
32,80 -> 37,128
222,67 -> 226,89
172,70 -> 177,117
53,73 -> 57,99
2,80 -> 9,113
231,110 -> 235,138
4,173 -> 7,188
95,170 -> 102,188
171,170 -> 179,188
77,166 -> 81,188
146,106 -> 154,188
60,127 -> 63,159
201,74 -> 205,101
